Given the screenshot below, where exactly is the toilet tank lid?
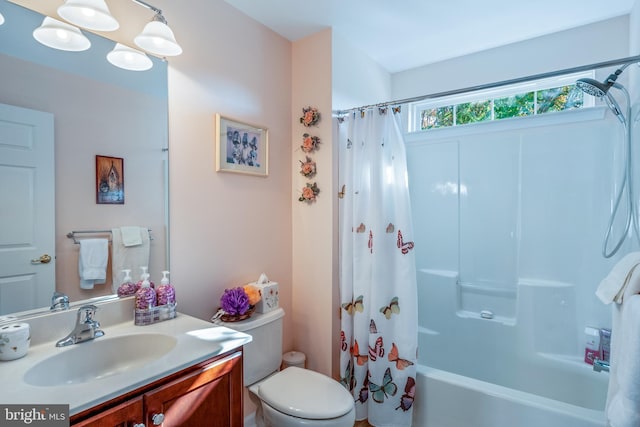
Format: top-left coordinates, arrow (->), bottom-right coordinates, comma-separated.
258,366 -> 354,419
214,307 -> 284,332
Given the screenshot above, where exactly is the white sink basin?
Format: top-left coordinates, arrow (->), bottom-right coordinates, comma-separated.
23,333 -> 177,386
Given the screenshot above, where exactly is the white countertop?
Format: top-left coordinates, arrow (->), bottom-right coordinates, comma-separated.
0,313 -> 252,415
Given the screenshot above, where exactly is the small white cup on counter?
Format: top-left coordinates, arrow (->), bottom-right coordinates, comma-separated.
0,323 -> 31,361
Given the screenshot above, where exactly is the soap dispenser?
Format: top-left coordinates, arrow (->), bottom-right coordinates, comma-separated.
137,266 -> 154,289
116,269 -> 136,297
156,270 -> 176,306
135,273 -> 156,309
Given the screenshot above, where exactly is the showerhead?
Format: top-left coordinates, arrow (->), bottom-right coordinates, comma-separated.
575,64 -> 630,97
575,78 -> 610,97
576,64 -> 632,125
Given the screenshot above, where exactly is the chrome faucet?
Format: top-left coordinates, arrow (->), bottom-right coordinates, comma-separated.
593,357 -> 610,373
55,305 -> 105,347
50,292 -> 70,311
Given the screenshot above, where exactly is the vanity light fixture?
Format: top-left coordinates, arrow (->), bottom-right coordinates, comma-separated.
133,2 -> 182,57
30,0 -> 181,71
107,43 -> 153,71
57,0 -> 119,32
33,17 -> 91,52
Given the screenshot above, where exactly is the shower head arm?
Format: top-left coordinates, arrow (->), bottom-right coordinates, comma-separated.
605,63 -> 634,87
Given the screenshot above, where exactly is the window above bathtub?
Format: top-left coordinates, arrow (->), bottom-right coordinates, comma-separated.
407,70 -> 596,133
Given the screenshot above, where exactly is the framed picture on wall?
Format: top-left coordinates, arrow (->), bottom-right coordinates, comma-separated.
215,113 -> 269,176
96,155 -> 124,204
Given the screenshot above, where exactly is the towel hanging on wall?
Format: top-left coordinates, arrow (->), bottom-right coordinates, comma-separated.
120,226 -> 144,247
78,238 -> 109,289
111,227 -> 150,291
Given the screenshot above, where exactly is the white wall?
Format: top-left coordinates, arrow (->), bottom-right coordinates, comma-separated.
392,16 -> 630,100
332,32 -> 392,111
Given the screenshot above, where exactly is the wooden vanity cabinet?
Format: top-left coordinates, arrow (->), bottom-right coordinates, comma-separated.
71,350 -> 243,427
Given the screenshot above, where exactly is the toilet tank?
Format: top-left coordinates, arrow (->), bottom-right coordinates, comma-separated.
219,307 -> 284,386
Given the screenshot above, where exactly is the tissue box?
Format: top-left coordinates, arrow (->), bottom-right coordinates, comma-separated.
253,281 -> 279,313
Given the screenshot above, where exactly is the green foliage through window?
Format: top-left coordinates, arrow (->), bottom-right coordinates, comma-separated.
418,84 -> 584,131
456,100 -> 491,125
421,106 -> 453,129
536,86 -> 583,114
494,92 -> 534,119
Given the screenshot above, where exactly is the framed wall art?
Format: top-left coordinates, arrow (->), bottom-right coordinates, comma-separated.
215,113 -> 269,176
96,155 -> 124,204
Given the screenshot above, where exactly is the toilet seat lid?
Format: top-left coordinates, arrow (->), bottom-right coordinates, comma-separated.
258,367 -> 354,419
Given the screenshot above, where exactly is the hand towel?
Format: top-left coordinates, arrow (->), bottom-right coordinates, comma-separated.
111,227 -> 150,292
596,252 -> 640,304
78,238 -> 109,289
120,226 -> 143,247
607,294 -> 640,427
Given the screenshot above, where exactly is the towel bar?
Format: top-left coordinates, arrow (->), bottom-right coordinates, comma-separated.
66,228 -> 152,244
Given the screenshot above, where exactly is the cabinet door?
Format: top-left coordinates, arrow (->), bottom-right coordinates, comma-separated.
73,396 -> 143,427
144,351 -> 243,427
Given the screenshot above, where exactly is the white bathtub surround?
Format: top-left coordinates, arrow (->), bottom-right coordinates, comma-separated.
338,110 -> 418,426
416,270 -> 608,426
406,111 -> 626,426
596,251 -> 640,304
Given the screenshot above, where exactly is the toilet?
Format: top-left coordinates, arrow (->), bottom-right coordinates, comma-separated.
218,308 -> 355,427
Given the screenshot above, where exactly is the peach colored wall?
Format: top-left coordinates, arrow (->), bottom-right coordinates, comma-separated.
291,29 -> 336,377
153,0 -> 293,348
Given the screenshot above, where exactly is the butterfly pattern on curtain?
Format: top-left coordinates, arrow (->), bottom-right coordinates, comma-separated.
338,108 -> 418,427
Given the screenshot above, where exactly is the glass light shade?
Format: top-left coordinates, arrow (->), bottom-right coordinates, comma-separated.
33,17 -> 91,52
0,12 -> 5,26
107,43 -> 153,71
57,0 -> 119,31
134,20 -> 182,57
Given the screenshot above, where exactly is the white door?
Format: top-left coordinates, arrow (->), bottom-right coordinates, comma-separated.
0,103 -> 55,315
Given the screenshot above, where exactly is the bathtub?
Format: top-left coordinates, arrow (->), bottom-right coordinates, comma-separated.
413,269 -> 609,427
412,365 -> 606,427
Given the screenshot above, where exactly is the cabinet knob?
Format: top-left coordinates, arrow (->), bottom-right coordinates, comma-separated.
152,413 -> 165,425
133,424 -> 146,427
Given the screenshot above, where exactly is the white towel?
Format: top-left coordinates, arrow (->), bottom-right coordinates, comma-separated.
596,252 -> 640,304
607,294 -> 640,427
120,226 -> 143,247
78,238 -> 108,290
111,227 -> 150,292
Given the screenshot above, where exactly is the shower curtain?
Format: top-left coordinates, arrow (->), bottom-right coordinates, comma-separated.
338,107 -> 418,426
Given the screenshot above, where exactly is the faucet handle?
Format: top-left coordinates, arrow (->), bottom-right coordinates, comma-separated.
50,291 -> 69,311
77,304 -> 98,322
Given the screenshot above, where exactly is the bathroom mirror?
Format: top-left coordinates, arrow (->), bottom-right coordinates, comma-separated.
0,1 -> 169,317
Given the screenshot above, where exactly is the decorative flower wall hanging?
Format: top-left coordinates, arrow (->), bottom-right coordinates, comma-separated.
300,106 -> 320,127
299,182 -> 320,203
302,133 -> 320,153
299,156 -> 317,178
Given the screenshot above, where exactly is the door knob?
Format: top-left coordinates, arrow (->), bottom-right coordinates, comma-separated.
31,254 -> 52,264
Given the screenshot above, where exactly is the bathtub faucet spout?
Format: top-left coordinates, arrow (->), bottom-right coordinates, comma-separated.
593,358 -> 609,373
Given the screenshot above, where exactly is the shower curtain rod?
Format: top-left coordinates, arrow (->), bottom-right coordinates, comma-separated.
335,54 -> 640,115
